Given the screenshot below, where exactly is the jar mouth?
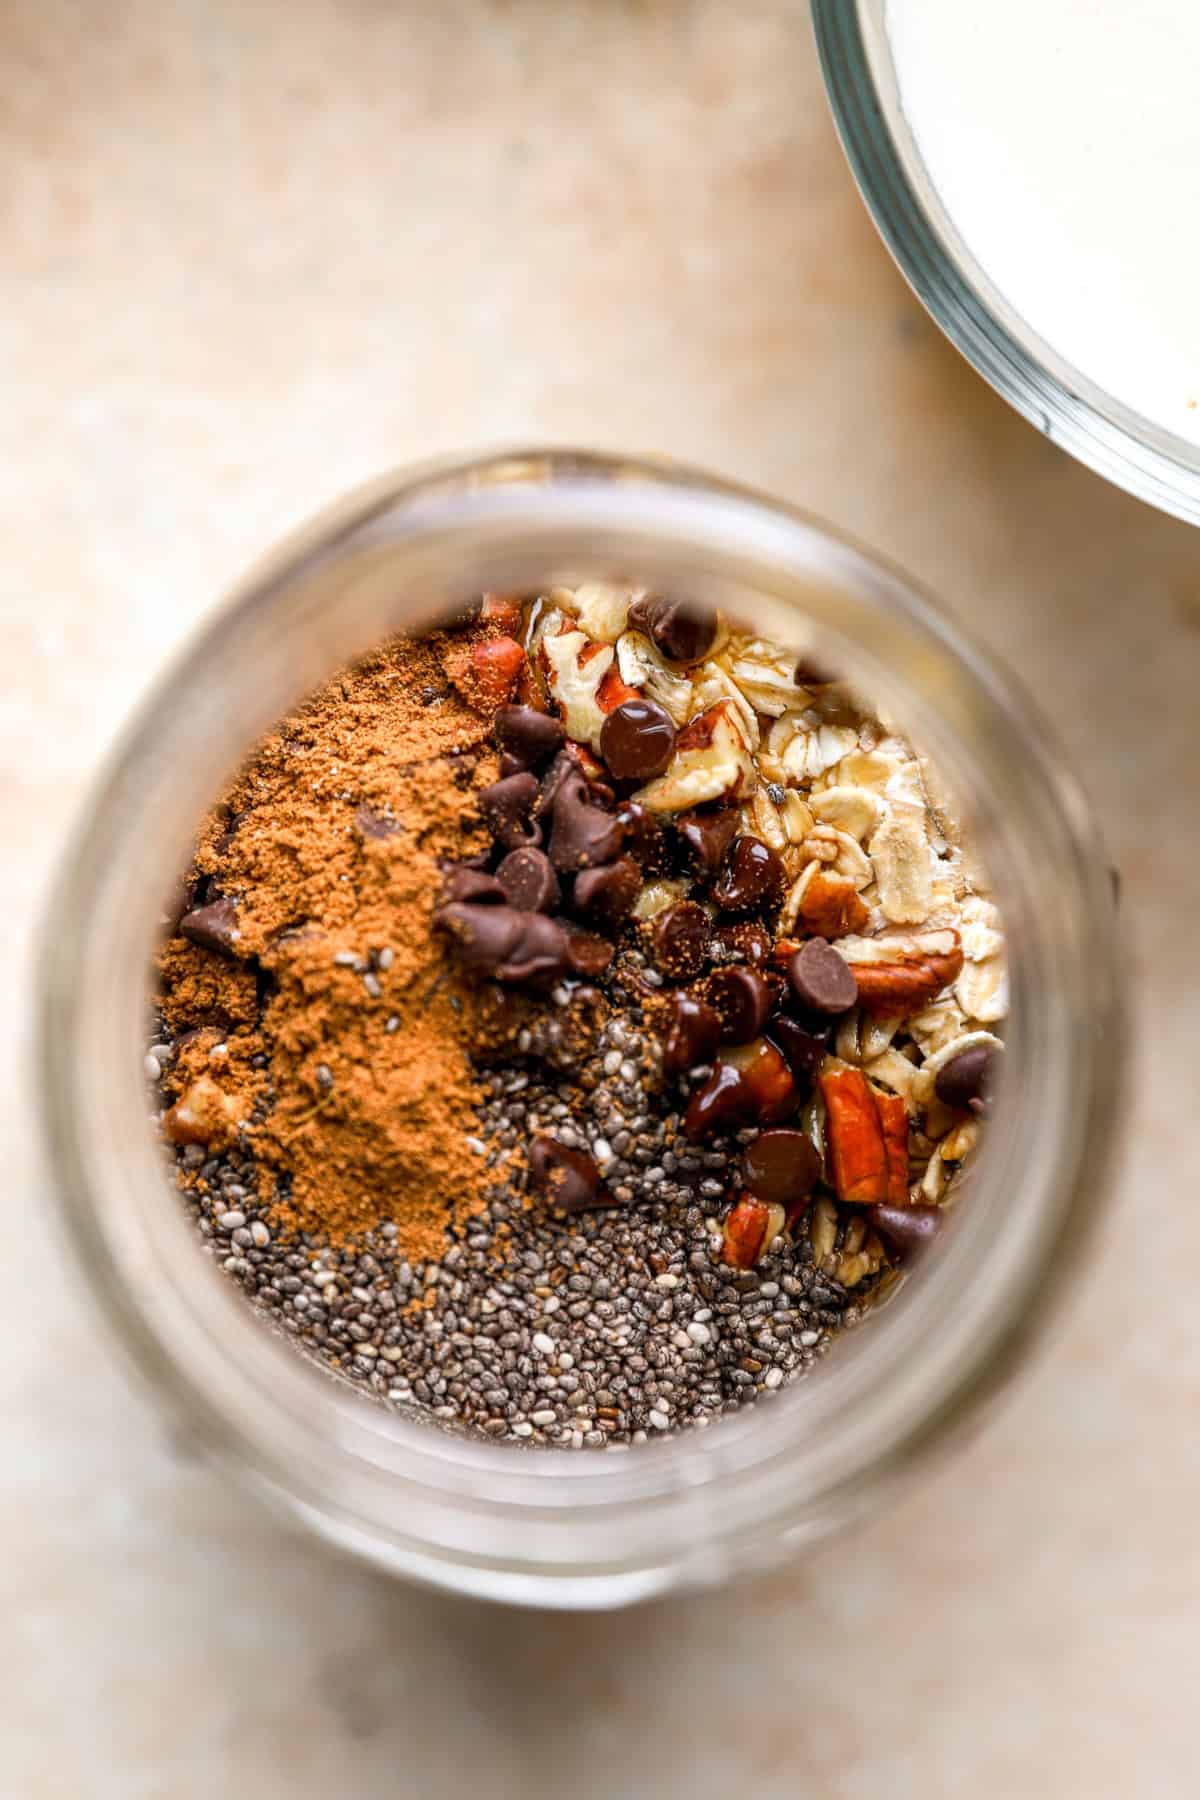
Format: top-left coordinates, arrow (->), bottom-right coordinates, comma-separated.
812,0 -> 1200,526
36,448 -> 1123,1604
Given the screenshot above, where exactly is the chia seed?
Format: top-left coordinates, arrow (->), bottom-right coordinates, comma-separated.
157,982 -> 855,1451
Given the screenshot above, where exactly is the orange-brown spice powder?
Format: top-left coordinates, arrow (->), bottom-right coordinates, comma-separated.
159,633 -> 511,1263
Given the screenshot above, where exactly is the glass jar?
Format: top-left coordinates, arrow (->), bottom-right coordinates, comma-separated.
36,449 -> 1121,1607
812,0 -> 1200,525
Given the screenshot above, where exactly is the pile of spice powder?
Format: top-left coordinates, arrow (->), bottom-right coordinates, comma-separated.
156,630 -> 505,1265
151,586 -> 1006,1447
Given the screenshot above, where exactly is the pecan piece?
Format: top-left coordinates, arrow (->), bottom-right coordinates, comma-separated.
796,870 -> 868,939
819,1067 -> 910,1206
720,1195 -> 787,1269
850,944 -> 964,1017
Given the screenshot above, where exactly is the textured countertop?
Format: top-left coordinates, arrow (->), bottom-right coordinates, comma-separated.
6,3 -> 1199,1794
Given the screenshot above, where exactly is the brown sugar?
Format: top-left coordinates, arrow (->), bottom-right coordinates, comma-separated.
159,633 -> 505,1263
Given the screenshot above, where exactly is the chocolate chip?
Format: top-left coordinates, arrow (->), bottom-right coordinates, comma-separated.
684,1039 -> 796,1140
561,924 -> 616,978
866,1204 -> 944,1258
528,1137 -> 616,1214
628,593 -> 718,664
433,902 -> 569,982
662,992 -> 723,1076
533,749 -> 576,820
497,912 -> 573,982
616,800 -> 672,874
179,896 -> 242,958
440,865 -> 506,905
788,938 -> 858,1016
598,698 -> 676,782
495,847 -> 560,913
547,771 -> 625,872
355,805 -> 400,840
764,1013 -> 827,1087
709,920 -> 772,965
652,901 -> 712,981
711,836 -> 786,912
478,772 -> 541,851
741,1129 -> 821,1210
573,855 -> 642,926
934,1042 -> 997,1111
162,864 -> 199,931
705,967 -> 776,1044
793,656 -> 838,686
432,901 -> 524,973
675,807 -> 739,877
494,704 -> 566,771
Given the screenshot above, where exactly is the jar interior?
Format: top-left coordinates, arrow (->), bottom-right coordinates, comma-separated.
38,452 -> 1121,1601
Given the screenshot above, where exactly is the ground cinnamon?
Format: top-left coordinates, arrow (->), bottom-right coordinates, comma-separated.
159,632 -> 506,1263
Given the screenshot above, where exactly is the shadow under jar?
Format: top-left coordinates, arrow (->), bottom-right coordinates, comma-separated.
37,450 -> 1121,1607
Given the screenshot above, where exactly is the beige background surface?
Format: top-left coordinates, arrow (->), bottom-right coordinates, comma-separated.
4,2 -> 1199,1794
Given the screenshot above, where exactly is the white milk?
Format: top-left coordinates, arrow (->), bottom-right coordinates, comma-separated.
887,0 -> 1200,444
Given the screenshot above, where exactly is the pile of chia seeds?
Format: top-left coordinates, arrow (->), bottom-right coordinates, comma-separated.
155,961 -> 860,1448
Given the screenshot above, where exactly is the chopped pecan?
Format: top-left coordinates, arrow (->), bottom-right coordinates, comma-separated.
479,592 -> 525,635
596,666 -> 643,714
819,1066 -> 910,1205
876,1090 -> 910,1206
837,930 -> 964,1017
796,869 -> 869,939
162,1074 -> 248,1152
720,1194 -> 787,1268
444,635 -> 527,713
851,950 -> 963,1017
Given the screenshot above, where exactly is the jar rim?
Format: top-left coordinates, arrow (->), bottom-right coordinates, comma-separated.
812,0 -> 1200,526
36,448 -> 1124,1604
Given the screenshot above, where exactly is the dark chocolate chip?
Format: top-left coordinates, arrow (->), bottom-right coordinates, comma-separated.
432,901 -> 525,973
179,896 -> 242,958
741,1129 -> 821,1209
662,992 -> 723,1076
478,772 -> 542,851
675,807 -> 739,877
711,836 -> 786,912
495,847 -> 560,913
561,923 -> 616,978
355,805 -> 401,840
652,900 -> 712,981
788,938 -> 858,1016
440,866 -> 506,905
534,749 -> 577,820
528,1138 -> 616,1214
764,1013 -> 826,1088
573,855 -> 642,926
547,771 -> 625,872
616,800 -> 672,874
599,698 -> 676,782
866,1204 -> 944,1258
162,864 -> 200,931
628,593 -> 718,664
934,1042 -> 997,1111
709,920 -> 772,965
433,902 -> 570,981
496,912 -> 573,982
494,704 -> 566,771
705,967 -> 776,1044
682,1061 -> 746,1139
684,1039 -> 796,1140
793,656 -> 838,686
